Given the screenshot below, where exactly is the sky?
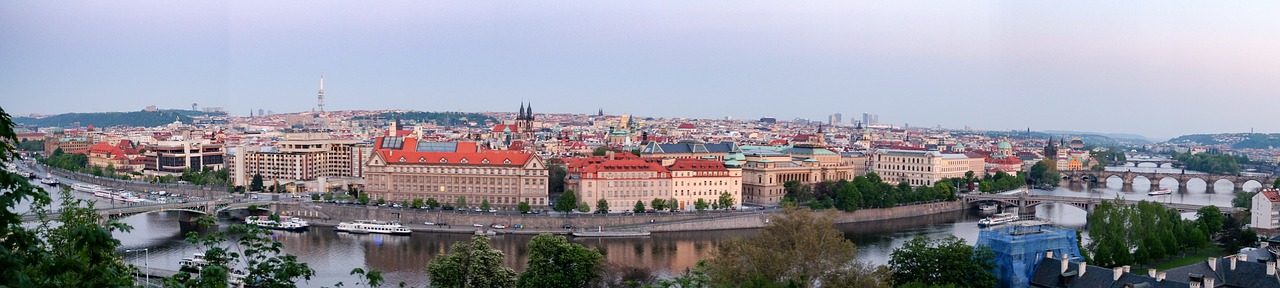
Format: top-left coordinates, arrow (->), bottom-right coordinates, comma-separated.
3,1 -> 1279,140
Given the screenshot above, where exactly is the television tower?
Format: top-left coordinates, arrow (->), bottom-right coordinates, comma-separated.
316,74 -> 325,112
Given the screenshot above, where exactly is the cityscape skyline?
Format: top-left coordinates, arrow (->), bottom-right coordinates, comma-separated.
5,1 -> 1280,140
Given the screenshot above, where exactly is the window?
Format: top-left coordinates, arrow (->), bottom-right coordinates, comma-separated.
440,158 -> 448,163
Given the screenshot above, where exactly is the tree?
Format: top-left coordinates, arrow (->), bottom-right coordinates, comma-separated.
5,188 -> 137,287
705,207 -> 887,287
518,201 -> 532,213
456,196 -> 467,209
311,194 -> 321,201
1233,191 -> 1256,209
634,200 -> 646,213
650,198 -> 666,211
425,197 -> 441,209
517,234 -> 605,288
411,198 -> 424,209
592,146 -> 611,156
717,191 -> 735,210
548,161 -> 567,193
401,200 -> 410,208
358,193 -> 370,205
427,235 -> 517,288
481,199 -> 491,211
1274,178 -> 1280,189
555,190 -> 578,213
1196,206 -> 1225,236
889,235 -> 996,288
783,180 -> 813,204
168,217 -> 316,287
271,180 -> 282,193
376,198 -> 386,206
578,202 -> 591,213
597,198 -> 610,214
1029,160 -> 1060,187
668,198 -> 680,212
694,198 -> 709,211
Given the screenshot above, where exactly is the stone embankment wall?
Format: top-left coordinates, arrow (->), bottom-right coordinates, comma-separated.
279,201 -> 966,233
46,166 -> 230,199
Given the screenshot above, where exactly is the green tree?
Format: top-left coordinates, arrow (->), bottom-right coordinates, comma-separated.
717,191 -> 735,210
456,196 -> 467,209
411,198 -> 424,209
705,207 -> 887,287
1196,206 -> 1225,236
481,199 -> 491,211
358,193 -> 371,205
376,198 -> 386,206
668,198 -> 680,212
168,217 -> 315,287
578,202 -> 591,213
597,198 -> 610,213
889,235 -> 996,288
548,161 -> 567,193
554,190 -> 578,213
1029,160 -> 1061,187
592,146 -> 611,156
634,200 -> 646,213
401,200 -> 410,208
694,198 -> 709,211
518,201 -> 532,213
427,235 -> 517,288
310,193 -> 321,201
650,198 -> 666,211
1273,178 -> 1280,189
1233,191 -> 1256,209
425,197 -> 441,209
783,180 -> 813,204
517,234 -> 605,288
834,180 -> 862,212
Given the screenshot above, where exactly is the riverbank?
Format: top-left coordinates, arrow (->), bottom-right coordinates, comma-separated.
278,201 -> 966,234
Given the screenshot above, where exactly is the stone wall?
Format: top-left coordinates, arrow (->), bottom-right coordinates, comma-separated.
278,201 -> 966,233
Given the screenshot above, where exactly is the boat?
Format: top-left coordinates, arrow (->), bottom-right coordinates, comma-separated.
178,253 -> 247,284
245,215 -> 310,231
70,183 -> 99,193
1148,188 -> 1172,196
571,229 -> 651,238
39,177 -> 59,186
978,202 -> 997,213
977,213 -> 1019,227
334,220 -> 411,235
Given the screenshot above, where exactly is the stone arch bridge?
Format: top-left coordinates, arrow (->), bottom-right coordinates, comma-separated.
21,200 -> 278,223
960,193 -> 1233,214
1062,171 -> 1275,192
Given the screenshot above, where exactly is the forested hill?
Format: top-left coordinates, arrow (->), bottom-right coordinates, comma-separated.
353,111 -> 498,126
14,110 -> 223,128
1168,133 -> 1280,149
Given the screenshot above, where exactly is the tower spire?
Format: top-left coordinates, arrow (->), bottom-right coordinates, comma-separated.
317,74 -> 325,112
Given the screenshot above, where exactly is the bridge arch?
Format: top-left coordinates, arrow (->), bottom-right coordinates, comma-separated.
1022,201 -> 1090,214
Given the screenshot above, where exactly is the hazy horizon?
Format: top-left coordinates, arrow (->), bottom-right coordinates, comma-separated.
4,1 -> 1279,140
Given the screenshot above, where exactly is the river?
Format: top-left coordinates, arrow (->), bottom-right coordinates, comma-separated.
15,161 -> 1259,287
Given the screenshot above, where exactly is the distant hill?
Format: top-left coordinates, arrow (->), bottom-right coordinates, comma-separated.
1168,133 -> 1280,149
1042,130 -> 1153,146
14,110 -> 223,128
353,111 -> 498,127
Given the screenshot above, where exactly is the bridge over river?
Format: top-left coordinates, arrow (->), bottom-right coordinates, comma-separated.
1061,170 -> 1275,192
960,193 -> 1235,214
21,199 -> 278,223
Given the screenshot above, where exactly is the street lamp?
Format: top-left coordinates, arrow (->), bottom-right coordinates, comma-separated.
126,248 -> 150,287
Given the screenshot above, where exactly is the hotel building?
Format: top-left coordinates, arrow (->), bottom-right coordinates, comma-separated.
362,136 -> 549,209
871,149 -> 984,187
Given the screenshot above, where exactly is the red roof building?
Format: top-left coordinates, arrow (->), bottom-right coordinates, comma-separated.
362,136 -> 549,209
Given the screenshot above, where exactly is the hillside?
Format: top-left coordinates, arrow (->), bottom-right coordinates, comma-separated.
978,130 -> 1132,147
354,111 -> 498,127
1168,133 -> 1280,149
14,110 -> 223,128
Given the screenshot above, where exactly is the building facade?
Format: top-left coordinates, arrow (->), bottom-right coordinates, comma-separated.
1252,189 -> 1280,229
143,140 -> 224,173
871,149 -> 984,187
229,133 -> 364,187
566,153 -> 741,212
362,137 -> 548,210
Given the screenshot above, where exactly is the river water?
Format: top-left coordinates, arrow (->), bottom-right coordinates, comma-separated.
16,161 -> 1259,287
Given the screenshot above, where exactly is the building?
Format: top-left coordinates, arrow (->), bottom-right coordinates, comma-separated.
229,133 -> 364,188
976,222 -> 1084,288
1031,252 -> 1280,288
740,131 -> 864,206
143,140 -> 224,173
565,153 -> 741,212
86,140 -> 142,172
640,140 -> 741,163
362,136 -> 548,209
44,135 -> 91,155
1253,189 -> 1280,229
871,149 -> 984,187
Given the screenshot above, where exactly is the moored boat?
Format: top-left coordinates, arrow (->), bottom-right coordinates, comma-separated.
977,213 -> 1019,227
39,177 -> 59,186
245,215 -> 310,231
1148,188 -> 1172,196
335,220 -> 411,235
571,230 -> 651,237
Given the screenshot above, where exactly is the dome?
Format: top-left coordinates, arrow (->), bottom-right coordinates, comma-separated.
1070,138 -> 1084,145
997,141 -> 1012,150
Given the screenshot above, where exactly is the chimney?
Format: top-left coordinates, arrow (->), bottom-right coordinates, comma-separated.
1231,256 -> 1237,271
1269,262 -> 1276,276
1157,272 -> 1166,282
1148,268 -> 1157,278
1209,257 -> 1218,271
1047,250 -> 1054,260
1061,257 -> 1070,274
1113,267 -> 1124,281
1205,277 -> 1215,287
1079,262 -> 1087,277
1123,265 -> 1131,273
1242,254 -> 1249,262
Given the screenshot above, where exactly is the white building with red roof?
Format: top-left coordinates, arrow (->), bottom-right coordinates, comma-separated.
1252,189 -> 1280,229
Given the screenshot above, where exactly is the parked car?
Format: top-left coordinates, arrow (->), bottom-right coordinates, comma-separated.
435,222 -> 448,226
562,224 -> 573,229
424,222 -> 436,226
472,223 -> 484,227
491,224 -> 507,229
488,209 -> 498,213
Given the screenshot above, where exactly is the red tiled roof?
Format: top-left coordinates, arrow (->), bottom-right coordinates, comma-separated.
373,137 -> 533,167
492,124 -> 508,132
677,123 -> 696,129
1263,190 -> 1280,203
668,158 -> 727,172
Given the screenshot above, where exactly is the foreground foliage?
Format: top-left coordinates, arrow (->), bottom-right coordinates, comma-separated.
889,235 -> 996,288
705,207 -> 888,287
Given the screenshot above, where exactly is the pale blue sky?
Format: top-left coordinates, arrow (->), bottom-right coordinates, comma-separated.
3,1 -> 1279,139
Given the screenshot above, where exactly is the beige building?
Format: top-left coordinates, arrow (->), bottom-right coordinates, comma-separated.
740,144 -> 865,206
363,137 -> 548,209
871,149 -> 984,187
1251,189 -> 1280,229
229,133 -> 364,188
669,158 -> 741,211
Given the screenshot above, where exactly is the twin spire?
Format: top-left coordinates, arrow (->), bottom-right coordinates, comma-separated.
517,102 -> 533,121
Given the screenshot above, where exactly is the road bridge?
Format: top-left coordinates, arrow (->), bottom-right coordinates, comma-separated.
1061,170 -> 1275,192
960,193 -> 1233,214
21,199 -> 277,222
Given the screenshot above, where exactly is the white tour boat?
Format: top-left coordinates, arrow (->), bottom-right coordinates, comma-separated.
335,220 -> 411,235
245,215 -> 310,231
1148,188 -> 1172,196
977,213 -> 1019,227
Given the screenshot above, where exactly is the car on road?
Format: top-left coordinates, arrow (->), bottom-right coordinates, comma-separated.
562,224 -> 572,229
435,222 -> 448,226
491,224 -> 507,229
424,221 -> 435,225
488,209 -> 498,213
472,223 -> 484,227
472,207 -> 482,212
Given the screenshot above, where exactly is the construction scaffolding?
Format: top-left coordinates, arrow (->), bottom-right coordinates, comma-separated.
976,221 -> 1084,288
